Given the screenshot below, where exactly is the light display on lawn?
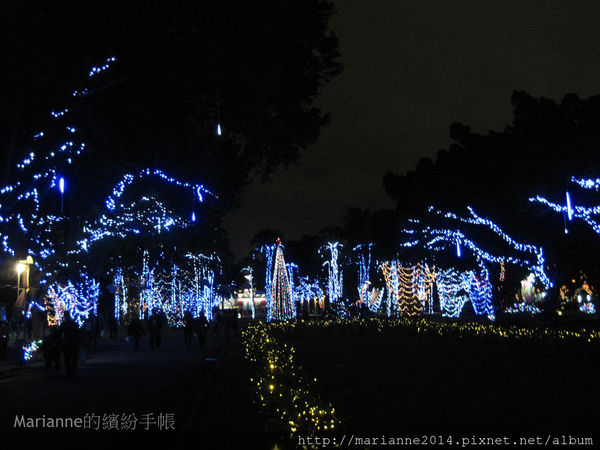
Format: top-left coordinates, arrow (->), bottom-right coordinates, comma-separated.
242,322 -> 340,436
505,301 -> 542,314
558,276 -> 597,315
359,281 -> 385,313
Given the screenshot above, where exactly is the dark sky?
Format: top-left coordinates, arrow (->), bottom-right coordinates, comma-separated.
223,0 -> 600,259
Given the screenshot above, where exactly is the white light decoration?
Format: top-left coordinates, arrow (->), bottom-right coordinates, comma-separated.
353,243 -> 373,298
44,272 -> 99,327
359,282 -> 384,313
320,242 -> 343,304
0,58 -> 115,268
435,266 -> 494,318
294,276 -> 324,304
269,241 -> 295,321
286,262 -> 298,306
76,196 -> 189,253
114,267 -> 127,325
134,251 -> 221,325
105,168 -> 216,211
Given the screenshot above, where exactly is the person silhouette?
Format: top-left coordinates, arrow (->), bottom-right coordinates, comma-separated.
128,315 -> 144,351
42,326 -> 61,373
60,311 -> 80,377
183,311 -> 194,349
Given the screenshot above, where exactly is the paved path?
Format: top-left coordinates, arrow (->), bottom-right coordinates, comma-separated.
0,329 -> 228,432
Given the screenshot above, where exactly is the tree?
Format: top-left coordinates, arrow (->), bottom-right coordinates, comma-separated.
383,91 -> 600,288
2,1 -> 343,212
269,241 -> 295,321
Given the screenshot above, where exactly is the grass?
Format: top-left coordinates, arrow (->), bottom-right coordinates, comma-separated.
283,320 -> 600,435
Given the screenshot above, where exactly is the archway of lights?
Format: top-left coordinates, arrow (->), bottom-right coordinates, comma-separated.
1,57 -> 217,338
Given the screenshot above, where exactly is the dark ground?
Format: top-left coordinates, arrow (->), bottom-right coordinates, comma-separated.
288,327 -> 600,437
3,319 -> 598,447
0,327 -> 266,442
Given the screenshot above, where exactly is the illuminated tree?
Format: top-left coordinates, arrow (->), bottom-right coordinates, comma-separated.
269,239 -> 295,321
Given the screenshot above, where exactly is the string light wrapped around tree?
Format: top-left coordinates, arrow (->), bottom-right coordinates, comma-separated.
531,176 -> 600,236
381,262 -> 435,317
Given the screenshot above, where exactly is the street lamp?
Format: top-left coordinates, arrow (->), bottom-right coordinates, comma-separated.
15,256 -> 33,310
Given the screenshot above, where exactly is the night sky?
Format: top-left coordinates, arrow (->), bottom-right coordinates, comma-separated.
224,0 -> 600,259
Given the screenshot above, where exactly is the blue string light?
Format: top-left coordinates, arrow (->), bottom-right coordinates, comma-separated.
530,177 -> 600,237
401,206 -> 551,289
0,56 -> 216,292
319,242 -> 343,304
258,244 -> 276,322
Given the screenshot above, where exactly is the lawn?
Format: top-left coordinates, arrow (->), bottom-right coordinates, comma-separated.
285,322 -> 599,435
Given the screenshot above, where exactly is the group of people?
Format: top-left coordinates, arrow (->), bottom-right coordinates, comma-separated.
183,311 -> 209,349
31,308 -> 239,376
213,309 -> 239,345
127,310 -> 212,351
40,310 -> 80,377
126,310 -> 166,351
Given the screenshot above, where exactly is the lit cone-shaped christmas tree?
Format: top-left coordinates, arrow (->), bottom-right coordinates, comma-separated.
268,239 -> 296,321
